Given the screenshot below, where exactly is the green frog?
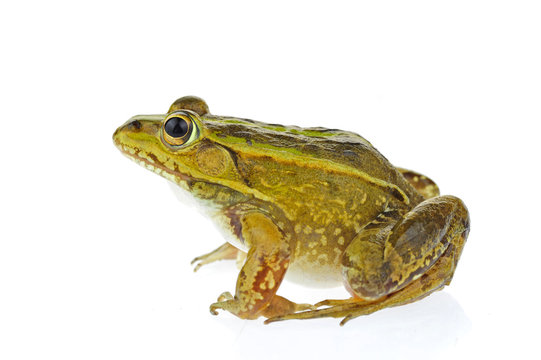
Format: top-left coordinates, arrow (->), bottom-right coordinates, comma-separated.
113,96 -> 470,325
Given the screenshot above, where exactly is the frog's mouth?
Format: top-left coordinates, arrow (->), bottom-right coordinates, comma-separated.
113,123 -> 194,190
118,142 -> 193,184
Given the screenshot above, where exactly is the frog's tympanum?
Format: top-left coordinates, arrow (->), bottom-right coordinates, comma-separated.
113,96 -> 470,325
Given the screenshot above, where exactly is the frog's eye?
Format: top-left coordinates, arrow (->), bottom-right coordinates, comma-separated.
162,113 -> 198,146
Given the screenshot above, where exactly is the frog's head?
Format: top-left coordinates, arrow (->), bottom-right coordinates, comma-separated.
113,96 -> 245,196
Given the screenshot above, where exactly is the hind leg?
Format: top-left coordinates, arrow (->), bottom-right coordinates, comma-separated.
266,238 -> 466,325
266,195 -> 469,324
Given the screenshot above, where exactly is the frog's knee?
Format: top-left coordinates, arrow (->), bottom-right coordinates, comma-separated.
421,195 -> 470,233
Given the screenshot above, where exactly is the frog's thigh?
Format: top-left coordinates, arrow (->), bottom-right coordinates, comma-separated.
209,212 -> 293,319
397,167 -> 440,199
342,195 -> 470,300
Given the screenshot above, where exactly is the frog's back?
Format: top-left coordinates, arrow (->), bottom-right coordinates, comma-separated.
204,115 -> 421,205
206,116 -> 385,171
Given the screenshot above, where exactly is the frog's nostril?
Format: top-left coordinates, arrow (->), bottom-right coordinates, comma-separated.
128,120 -> 142,130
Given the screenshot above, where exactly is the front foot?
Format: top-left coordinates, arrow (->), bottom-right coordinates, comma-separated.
191,243 -> 239,272
209,293 -> 259,320
210,292 -> 233,315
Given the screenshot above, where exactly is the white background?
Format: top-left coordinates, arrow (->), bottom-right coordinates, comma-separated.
1,1 -> 540,359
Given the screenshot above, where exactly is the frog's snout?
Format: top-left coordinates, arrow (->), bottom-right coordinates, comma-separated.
113,115 -> 166,154
115,119 -> 142,135
113,119 -> 143,146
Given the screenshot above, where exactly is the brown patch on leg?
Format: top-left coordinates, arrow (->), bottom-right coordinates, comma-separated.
398,167 -> 440,199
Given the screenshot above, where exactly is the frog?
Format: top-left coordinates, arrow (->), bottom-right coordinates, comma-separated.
113,96 -> 470,325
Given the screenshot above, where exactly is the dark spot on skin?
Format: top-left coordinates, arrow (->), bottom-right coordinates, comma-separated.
364,221 -> 383,230
401,170 -> 415,177
390,188 -> 407,203
225,207 -> 245,245
147,153 -> 160,164
219,144 -> 253,187
220,144 -> 239,168
128,120 -> 142,130
343,150 -> 357,157
246,139 -> 253,146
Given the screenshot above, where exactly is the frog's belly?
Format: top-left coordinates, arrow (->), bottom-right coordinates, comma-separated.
285,257 -> 344,288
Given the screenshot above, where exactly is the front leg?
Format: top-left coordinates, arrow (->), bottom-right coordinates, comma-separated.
191,242 -> 241,272
209,212 -> 310,319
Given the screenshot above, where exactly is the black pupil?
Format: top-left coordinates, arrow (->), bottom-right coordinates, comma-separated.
164,117 -> 189,138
